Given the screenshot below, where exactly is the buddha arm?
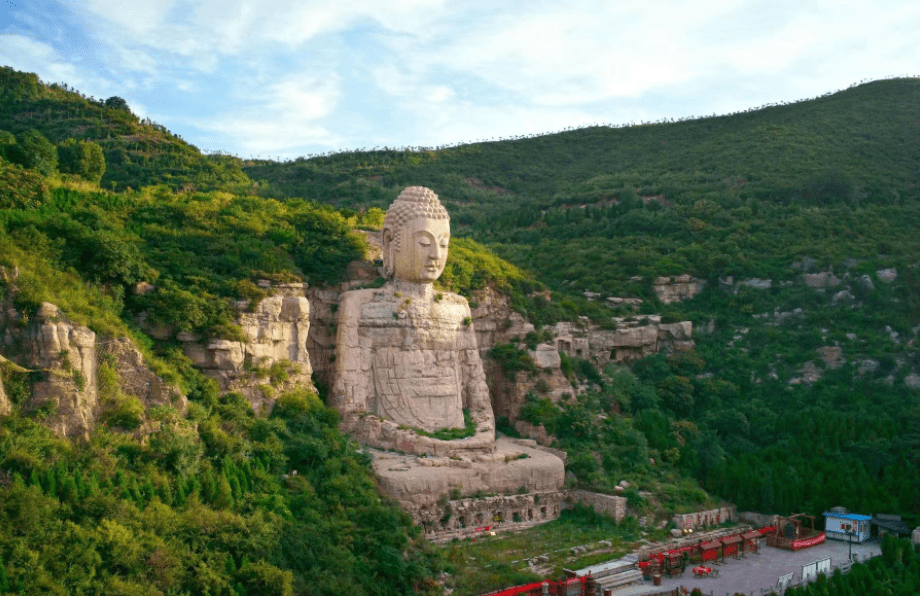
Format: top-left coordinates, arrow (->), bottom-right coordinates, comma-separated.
458,318 -> 494,426
330,291 -> 371,414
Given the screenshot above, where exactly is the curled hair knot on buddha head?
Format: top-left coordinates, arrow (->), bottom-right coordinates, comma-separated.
381,186 -> 450,279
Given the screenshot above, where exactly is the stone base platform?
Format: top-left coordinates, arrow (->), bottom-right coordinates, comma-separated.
369,437 -> 566,534
425,491 -> 568,541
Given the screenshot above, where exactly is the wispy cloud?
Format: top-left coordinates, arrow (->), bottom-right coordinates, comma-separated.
194,74 -> 343,157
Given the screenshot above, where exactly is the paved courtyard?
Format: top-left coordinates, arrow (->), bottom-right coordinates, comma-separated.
610,537 -> 881,596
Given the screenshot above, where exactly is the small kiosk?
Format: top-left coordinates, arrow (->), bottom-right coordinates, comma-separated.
824,512 -> 871,543
742,530 -> 762,554
721,535 -> 742,558
700,540 -> 722,563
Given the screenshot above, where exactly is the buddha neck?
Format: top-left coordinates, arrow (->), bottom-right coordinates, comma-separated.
389,278 -> 436,301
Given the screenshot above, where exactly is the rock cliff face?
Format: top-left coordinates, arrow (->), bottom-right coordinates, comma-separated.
303,287 -> 340,389
554,316 -> 694,367
488,344 -> 575,422
104,337 -> 187,413
0,363 -> 9,416
653,275 -> 706,303
180,283 -> 313,411
469,287 -> 534,351
0,296 -> 185,437
469,291 -> 694,424
22,302 -> 99,436
466,288 -> 576,421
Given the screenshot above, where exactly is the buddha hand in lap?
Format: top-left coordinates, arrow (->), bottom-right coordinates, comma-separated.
331,186 -> 495,455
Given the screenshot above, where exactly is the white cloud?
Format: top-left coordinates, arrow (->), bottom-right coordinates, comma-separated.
195,74 -> 343,156
78,0 -> 178,38
420,2 -> 746,104
69,0 -> 449,66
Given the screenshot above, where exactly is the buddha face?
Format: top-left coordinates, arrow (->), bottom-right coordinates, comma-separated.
389,217 -> 450,283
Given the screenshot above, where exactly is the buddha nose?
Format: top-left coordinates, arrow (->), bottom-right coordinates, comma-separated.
430,244 -> 442,260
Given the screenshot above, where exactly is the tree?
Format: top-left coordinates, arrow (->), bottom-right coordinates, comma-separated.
0,130 -> 15,160
57,138 -> 106,183
8,129 -> 58,176
105,96 -> 130,112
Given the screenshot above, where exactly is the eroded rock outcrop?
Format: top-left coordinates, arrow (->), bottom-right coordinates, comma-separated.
180,283 -> 313,411
489,342 -> 575,422
653,275 -> 706,304
469,286 -> 533,352
0,374 -> 8,416
555,316 -> 694,367
0,297 -> 184,437
104,337 -> 187,413
15,302 -> 98,436
803,271 -> 842,289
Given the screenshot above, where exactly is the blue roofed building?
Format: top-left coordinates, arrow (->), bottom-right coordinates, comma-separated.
824,511 -> 871,543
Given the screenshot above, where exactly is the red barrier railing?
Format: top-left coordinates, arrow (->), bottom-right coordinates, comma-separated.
481,576 -> 585,596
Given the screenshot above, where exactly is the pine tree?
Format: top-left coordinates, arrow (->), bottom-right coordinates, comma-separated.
240,461 -> 253,492
214,474 -> 234,510
0,557 -> 9,592
229,474 -> 243,500
44,469 -> 57,498
59,476 -> 77,504
130,479 -> 143,504
201,471 -> 216,503
143,479 -> 155,504
175,477 -> 188,507
74,473 -> 85,498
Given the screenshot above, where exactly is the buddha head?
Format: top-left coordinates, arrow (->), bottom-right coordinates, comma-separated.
382,187 -> 450,283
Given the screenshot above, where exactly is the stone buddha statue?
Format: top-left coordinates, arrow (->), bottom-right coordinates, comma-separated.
330,186 -> 495,456
331,187 -> 564,532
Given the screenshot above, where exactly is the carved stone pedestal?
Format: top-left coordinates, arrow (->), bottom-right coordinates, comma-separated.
369,436 -> 566,536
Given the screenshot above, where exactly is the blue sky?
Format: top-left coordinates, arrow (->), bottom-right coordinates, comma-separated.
2,1 -> 918,160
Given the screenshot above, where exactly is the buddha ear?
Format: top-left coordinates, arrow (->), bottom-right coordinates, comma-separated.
381,227 -> 395,278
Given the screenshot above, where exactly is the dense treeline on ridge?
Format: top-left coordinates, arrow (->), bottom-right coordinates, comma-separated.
0,66 -> 918,594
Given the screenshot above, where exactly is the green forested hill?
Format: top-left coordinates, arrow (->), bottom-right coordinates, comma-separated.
0,66 -> 251,192
243,77 -> 920,211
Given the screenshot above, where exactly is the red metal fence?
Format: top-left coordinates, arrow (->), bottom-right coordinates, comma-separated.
482,576 -> 585,596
